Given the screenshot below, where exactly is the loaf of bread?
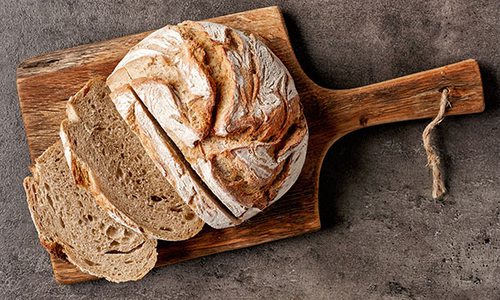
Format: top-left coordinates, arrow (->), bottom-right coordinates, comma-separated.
23,142 -> 157,282
60,78 -> 204,240
107,21 -> 308,228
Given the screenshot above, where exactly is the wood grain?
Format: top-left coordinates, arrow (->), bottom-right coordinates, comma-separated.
17,6 -> 484,284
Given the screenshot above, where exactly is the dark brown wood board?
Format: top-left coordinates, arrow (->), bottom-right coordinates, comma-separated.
16,6 -> 485,284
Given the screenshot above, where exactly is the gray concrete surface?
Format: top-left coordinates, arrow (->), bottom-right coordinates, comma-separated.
1,0 -> 498,298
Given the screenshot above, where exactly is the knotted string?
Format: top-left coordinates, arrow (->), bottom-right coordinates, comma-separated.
422,88 -> 450,200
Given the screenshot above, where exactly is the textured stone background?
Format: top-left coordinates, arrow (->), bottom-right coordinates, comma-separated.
1,0 -> 498,299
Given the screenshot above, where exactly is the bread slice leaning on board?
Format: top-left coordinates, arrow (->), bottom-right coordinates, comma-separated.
107,21 -> 309,228
23,142 -> 157,282
60,78 -> 204,240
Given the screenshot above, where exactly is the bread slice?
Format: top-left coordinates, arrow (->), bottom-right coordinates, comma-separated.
23,142 -> 157,282
59,78 -> 204,240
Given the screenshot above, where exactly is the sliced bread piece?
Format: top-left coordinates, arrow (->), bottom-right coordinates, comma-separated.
23,142 -> 157,282
60,78 -> 204,240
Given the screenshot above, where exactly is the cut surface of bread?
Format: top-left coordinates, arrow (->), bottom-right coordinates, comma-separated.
23,142 -> 157,283
60,78 -> 204,240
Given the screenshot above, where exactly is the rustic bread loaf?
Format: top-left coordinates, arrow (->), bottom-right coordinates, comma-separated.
60,78 -> 204,239
107,21 -> 308,228
23,142 -> 157,282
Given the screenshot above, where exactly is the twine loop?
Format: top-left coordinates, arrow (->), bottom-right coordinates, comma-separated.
422,88 -> 451,200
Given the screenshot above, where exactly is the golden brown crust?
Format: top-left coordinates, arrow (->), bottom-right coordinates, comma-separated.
38,238 -> 66,260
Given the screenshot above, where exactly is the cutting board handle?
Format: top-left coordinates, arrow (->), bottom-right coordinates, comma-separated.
311,59 -> 485,147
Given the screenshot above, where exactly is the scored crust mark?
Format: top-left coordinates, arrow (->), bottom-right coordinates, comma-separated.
129,78 -> 200,147
180,21 -> 309,209
195,21 -> 260,137
151,22 -> 253,217
273,130 -> 309,202
176,22 -> 246,137
23,142 -> 157,282
107,22 -> 309,228
60,78 -> 204,240
108,25 -> 216,147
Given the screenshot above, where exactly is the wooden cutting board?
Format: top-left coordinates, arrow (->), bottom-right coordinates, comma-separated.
17,6 -> 484,284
